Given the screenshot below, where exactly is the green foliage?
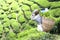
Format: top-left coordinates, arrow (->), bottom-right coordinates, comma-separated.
0,0 -> 60,40
4,28 -> 10,33
10,1 -> 19,10
0,0 -> 9,10
7,14 -> 12,19
0,14 -> 7,21
17,28 -> 43,38
55,18 -> 60,25
21,23 -> 32,31
5,0 -> 14,3
17,28 -> 56,40
6,31 -> 16,40
48,0 -> 60,2
50,2 -> 60,9
0,23 -> 3,33
10,19 -> 21,33
28,20 -> 37,27
0,0 -> 5,5
3,18 -> 9,22
39,33 -> 56,40
38,0 -> 50,7
7,13 -> 16,19
18,0 -> 23,3
51,8 -> 60,18
25,11 -> 32,19
21,5 -> 30,11
42,8 -> 60,34
17,15 -> 26,23
42,12 -> 51,17
0,15 -> 4,20
31,4 -> 40,10
11,13 -> 17,19
2,18 -> 10,26
2,4 -> 9,11
23,1 -> 34,5
0,9 -> 4,14
3,21 -> 10,28
18,10 -> 23,16
42,8 -> 60,18
30,0 -> 50,8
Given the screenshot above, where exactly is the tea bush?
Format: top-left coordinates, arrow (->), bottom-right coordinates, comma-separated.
17,15 -> 26,23
17,28 -> 56,40
0,0 -> 60,40
31,4 -> 40,11
0,24 -> 3,33
24,11 -> 32,19
42,8 -> 60,34
50,2 -> 60,9
21,5 -> 30,11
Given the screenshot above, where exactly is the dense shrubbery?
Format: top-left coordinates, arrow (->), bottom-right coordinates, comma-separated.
0,0 -> 60,40
41,8 -> 60,34
48,0 -> 60,2
17,28 -> 56,40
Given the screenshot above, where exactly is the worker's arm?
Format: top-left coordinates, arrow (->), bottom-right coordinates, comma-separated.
31,14 -> 36,20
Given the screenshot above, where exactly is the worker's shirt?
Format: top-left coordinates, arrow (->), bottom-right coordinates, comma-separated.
31,14 -> 43,31
31,14 -> 42,24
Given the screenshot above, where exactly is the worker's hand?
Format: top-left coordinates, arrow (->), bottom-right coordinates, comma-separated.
30,14 -> 35,20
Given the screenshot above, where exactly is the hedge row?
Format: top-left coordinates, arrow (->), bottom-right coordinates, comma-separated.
0,0 -> 60,40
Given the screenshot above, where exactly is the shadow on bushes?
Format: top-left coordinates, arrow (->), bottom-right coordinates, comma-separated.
48,0 -> 60,2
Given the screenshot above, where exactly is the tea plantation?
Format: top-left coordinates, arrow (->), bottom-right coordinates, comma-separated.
0,0 -> 60,40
